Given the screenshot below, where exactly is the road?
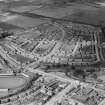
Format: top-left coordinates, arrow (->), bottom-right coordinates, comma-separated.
25,22 -> 65,67
0,46 -> 19,68
26,67 -> 79,85
45,84 -> 75,105
25,67 -> 79,105
93,31 -> 100,62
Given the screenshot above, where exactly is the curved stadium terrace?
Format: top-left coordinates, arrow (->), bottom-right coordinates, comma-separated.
0,75 -> 28,98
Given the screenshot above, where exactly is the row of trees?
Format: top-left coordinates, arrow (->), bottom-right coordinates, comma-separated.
47,0 -> 104,5
13,54 -> 35,75
40,63 -> 99,82
0,31 -> 13,39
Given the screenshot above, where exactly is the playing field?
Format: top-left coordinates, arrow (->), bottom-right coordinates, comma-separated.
0,90 -> 8,98
0,76 -> 26,89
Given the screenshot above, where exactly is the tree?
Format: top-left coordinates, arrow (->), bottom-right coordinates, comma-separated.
0,31 -> 13,39
92,74 -> 97,79
65,65 -> 75,76
47,0 -> 103,5
72,68 -> 87,81
15,54 -> 34,72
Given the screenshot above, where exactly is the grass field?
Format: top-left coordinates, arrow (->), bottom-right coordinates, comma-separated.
3,14 -> 49,29
28,3 -> 105,26
11,5 -> 43,12
0,22 -> 23,30
1,0 -> 105,27
0,76 -> 26,89
0,90 -> 8,98
0,75 -> 27,97
1,2 -> 105,29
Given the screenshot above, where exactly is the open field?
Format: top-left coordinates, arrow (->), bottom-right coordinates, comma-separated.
0,22 -> 23,30
0,75 -> 27,97
30,4 -> 83,18
0,90 -> 8,98
1,2 -> 105,28
11,5 -> 43,12
2,14 -> 49,29
0,76 -> 26,89
28,3 -> 105,26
